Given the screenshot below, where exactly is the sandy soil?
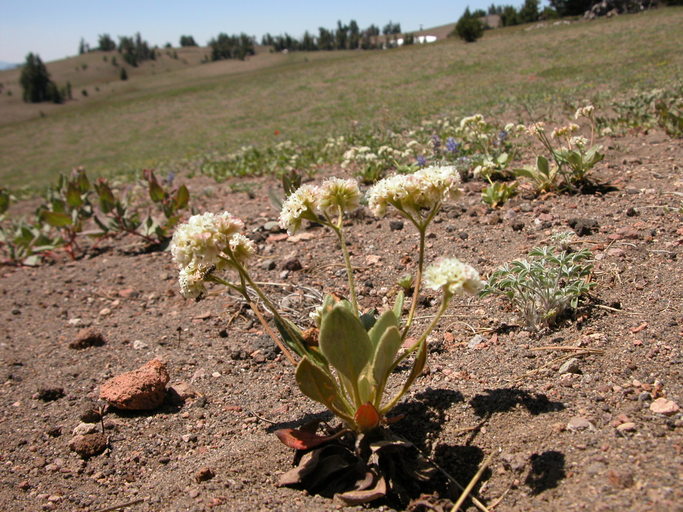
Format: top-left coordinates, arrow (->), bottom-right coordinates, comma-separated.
0,131 -> 681,511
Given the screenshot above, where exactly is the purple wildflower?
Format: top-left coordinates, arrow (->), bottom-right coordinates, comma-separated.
416,155 -> 427,167
445,137 -> 460,154
431,134 -> 441,150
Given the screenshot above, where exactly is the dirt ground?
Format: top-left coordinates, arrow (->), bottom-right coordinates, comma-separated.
0,131 -> 681,511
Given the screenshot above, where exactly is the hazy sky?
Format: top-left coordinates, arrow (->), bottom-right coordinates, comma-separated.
0,0 -> 501,63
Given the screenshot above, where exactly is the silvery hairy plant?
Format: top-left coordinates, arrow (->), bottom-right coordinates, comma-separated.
482,243 -> 594,331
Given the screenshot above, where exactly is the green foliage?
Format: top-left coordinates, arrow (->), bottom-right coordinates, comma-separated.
37,167 -> 93,258
453,8 -> 485,43
179,35 -> 197,47
518,0 -> 540,23
119,67 -> 128,81
98,34 -> 116,52
208,33 -> 255,61
19,53 -> 62,104
139,169 -> 190,240
482,245 -> 594,331
549,0 -> 592,16
515,155 -> 560,193
597,85 -> 683,138
0,216 -> 61,266
482,180 -> 518,207
118,33 -> 155,67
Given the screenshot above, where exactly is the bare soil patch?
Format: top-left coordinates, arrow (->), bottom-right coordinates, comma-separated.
0,131 -> 681,511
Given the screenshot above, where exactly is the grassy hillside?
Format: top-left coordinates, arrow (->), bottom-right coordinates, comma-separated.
0,8 -> 681,188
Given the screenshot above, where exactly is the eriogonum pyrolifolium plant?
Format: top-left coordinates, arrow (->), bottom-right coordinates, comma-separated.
171,166 -> 482,434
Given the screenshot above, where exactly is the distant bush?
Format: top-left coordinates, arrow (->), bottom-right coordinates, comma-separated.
549,0 -> 592,16
19,53 -> 63,104
208,33 -> 255,61
98,34 -> 116,52
120,67 -> 128,81
180,35 -> 198,47
118,33 -> 155,67
453,8 -> 485,43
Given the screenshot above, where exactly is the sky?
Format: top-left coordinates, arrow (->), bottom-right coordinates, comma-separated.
0,0 -> 499,64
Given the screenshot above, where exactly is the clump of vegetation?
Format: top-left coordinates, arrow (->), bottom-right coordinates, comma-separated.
170,167 -> 482,505
19,53 -> 63,104
482,241 -> 594,331
516,105 -> 604,192
452,8 -> 485,43
597,84 -> 683,138
0,168 -> 191,265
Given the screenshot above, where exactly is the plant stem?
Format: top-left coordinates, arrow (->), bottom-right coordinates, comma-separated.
334,214 -> 359,317
403,224 -> 426,337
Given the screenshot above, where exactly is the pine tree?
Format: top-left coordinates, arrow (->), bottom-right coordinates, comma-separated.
453,8 -> 485,42
19,53 -> 62,103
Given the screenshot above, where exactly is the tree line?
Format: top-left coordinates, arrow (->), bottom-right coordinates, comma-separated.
260,20 -> 401,53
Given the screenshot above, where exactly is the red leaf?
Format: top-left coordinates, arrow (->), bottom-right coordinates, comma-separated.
354,403 -> 381,432
274,428 -> 341,451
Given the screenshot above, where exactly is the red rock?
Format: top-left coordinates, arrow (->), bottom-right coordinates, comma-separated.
69,433 -> 108,458
649,398 -> 680,416
69,328 -> 106,350
99,359 -> 169,410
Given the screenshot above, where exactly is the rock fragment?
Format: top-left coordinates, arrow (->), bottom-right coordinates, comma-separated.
649,398 -> 680,416
99,359 -> 169,411
69,433 -> 108,458
69,328 -> 106,350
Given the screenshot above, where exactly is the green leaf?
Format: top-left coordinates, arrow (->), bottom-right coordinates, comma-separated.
0,189 -> 9,215
537,155 -> 549,175
319,304 -> 372,396
295,357 -> 351,421
274,316 -> 309,360
41,210 -> 73,227
368,310 -> 398,348
173,185 -> 190,210
392,290 -> 404,322
372,325 -> 402,393
65,182 -> 83,209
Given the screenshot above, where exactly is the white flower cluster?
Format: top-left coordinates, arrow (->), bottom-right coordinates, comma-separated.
341,144 -> 411,171
424,257 -> 484,296
574,105 -> 595,119
551,123 -> 580,139
366,165 -> 462,218
526,122 -> 546,137
569,136 -> 588,148
171,212 -> 255,298
459,114 -> 485,130
278,179 -> 361,233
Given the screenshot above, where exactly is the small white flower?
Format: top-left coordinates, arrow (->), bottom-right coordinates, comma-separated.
178,265 -> 207,299
318,178 -> 361,217
171,212 -> 244,269
574,105 -> 595,119
569,136 -> 588,148
227,233 -> 256,267
279,184 -> 321,234
526,122 -> 546,137
424,258 -> 483,296
366,165 -> 461,219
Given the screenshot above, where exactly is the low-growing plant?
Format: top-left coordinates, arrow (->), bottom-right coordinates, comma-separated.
597,85 -> 683,138
170,166 -> 482,504
481,180 -> 518,208
0,217 -> 61,266
139,169 -> 190,242
517,106 -> 604,192
482,244 -> 594,331
37,167 -> 94,259
92,178 -> 145,240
